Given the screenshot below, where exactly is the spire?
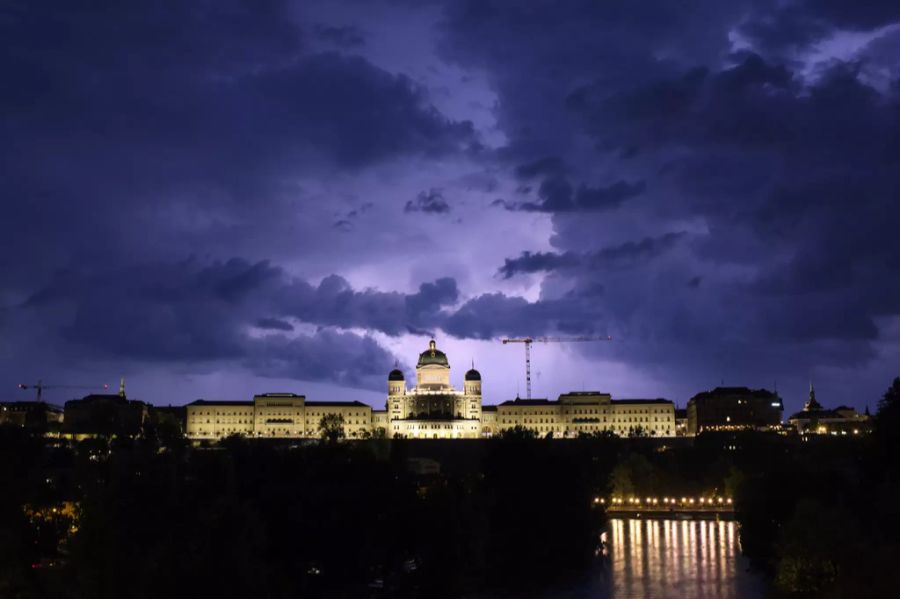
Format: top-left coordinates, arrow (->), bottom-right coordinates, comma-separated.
118,377 -> 126,398
428,339 -> 436,356
804,380 -> 821,411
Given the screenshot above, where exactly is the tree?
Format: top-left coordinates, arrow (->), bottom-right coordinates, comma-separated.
628,425 -> 648,438
875,377 -> 900,429
319,414 -> 345,443
498,425 -> 537,441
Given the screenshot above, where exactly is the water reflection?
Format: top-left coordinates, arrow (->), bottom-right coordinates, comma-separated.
603,518 -> 763,599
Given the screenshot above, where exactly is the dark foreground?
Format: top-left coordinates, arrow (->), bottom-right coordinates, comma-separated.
2,378 -> 900,598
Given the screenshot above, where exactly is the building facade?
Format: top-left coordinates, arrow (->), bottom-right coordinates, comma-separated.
384,339 -> 483,439
62,393 -> 149,438
185,339 -> 676,441
687,387 -> 783,435
787,382 -> 872,435
495,392 -> 676,438
185,393 -> 376,440
0,401 -> 63,431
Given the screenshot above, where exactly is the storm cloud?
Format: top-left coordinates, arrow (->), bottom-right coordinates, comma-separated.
2,0 -> 899,409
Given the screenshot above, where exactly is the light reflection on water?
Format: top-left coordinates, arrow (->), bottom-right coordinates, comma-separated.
542,518 -> 765,599
603,518 -> 764,599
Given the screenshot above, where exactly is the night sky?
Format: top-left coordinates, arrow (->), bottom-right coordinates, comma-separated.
3,1 -> 900,413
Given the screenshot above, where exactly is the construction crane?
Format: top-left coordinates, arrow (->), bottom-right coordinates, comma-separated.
17,380 -> 110,402
501,336 -> 612,399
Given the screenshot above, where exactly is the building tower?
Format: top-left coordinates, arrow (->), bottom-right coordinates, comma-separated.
416,339 -> 451,389
463,362 -> 483,421
804,381 -> 822,411
388,367 -> 405,397
464,362 -> 481,396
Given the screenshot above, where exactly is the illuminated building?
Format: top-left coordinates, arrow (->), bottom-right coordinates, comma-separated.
185,393 -> 375,440
496,393 -> 676,438
384,339 -> 483,438
185,339 -> 678,440
686,387 -> 783,435
787,382 -> 872,435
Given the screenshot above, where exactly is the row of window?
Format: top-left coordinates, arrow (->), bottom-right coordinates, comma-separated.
500,416 -> 673,425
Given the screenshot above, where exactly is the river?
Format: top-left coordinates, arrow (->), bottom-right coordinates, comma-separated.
547,518 -> 768,599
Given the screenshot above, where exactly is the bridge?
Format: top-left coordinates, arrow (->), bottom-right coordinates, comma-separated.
595,495 -> 735,520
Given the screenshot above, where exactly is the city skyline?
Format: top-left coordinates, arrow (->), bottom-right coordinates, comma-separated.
4,1 -> 900,417
8,336 -> 871,418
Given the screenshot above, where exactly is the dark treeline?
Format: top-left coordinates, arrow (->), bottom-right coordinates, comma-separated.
3,379 -> 900,598
733,378 -> 900,597
0,428 -> 616,598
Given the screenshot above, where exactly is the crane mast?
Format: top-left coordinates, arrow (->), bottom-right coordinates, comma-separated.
501,335 -> 612,399
17,380 -> 110,402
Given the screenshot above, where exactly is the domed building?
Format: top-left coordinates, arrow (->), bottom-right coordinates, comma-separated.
384,339 -> 483,438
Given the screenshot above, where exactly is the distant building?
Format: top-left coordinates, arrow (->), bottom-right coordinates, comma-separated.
674,408 -> 688,437
184,339 -> 677,441
481,405 -> 498,436
787,382 -> 872,435
496,392 -> 676,438
385,339 -> 482,439
0,401 -> 63,431
687,387 -> 783,435
186,393 -> 375,440
63,393 -> 149,438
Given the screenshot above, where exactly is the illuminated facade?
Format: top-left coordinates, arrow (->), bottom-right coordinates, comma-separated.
384,339 -> 483,439
495,393 -> 676,438
185,339 -> 676,440
186,393 -> 375,440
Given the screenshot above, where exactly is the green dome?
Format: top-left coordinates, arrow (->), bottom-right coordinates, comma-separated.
388,369 -> 405,381
465,368 -> 481,381
417,339 -> 449,367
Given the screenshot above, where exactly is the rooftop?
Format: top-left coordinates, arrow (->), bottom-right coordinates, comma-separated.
188,399 -> 253,406
498,398 -> 554,406
612,398 -> 673,405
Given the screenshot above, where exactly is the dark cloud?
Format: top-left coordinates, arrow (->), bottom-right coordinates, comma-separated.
0,0 -> 477,296
313,24 -> 366,48
498,233 -> 685,278
740,0 -> 900,55
255,318 -> 295,331
3,0 -> 900,408
498,251 -> 581,279
498,175 -> 646,212
15,257 -> 461,388
513,156 -> 566,180
245,330 -> 394,388
437,0 -> 900,407
405,189 -> 452,213
587,233 -> 687,267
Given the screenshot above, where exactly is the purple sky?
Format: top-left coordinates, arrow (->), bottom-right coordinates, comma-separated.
3,0 -> 900,414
